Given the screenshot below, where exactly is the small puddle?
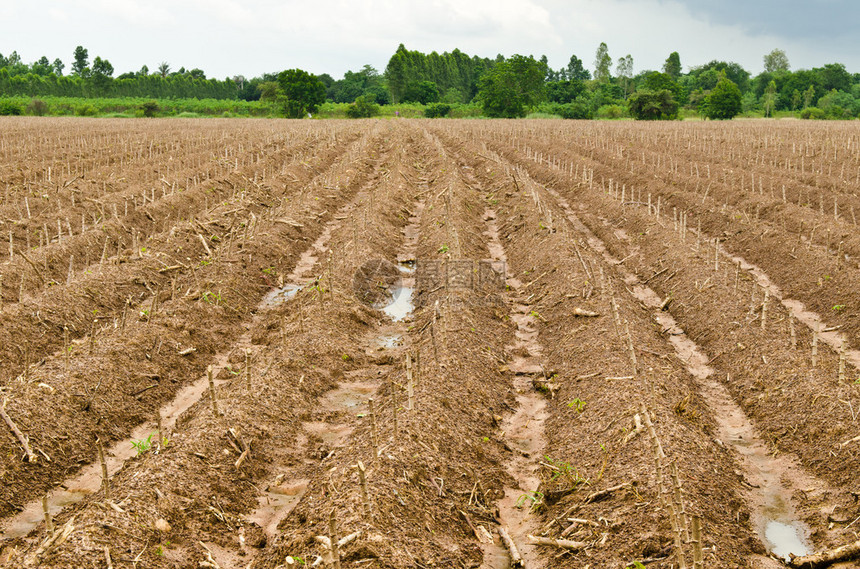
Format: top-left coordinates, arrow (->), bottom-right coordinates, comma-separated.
766,520 -> 810,562
379,286 -> 414,321
377,334 -> 402,349
262,284 -> 302,306
320,382 -> 377,414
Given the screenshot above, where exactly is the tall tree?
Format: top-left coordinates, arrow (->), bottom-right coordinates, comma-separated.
616,54 -> 634,97
593,42 -> 612,83
277,68 -> 326,118
52,58 -> 64,76
71,46 -> 88,75
90,56 -> 114,95
477,54 -> 546,118
566,54 -> 590,80
703,73 -> 742,119
762,80 -> 777,117
157,62 -> 170,78
663,51 -> 682,79
763,49 -> 790,73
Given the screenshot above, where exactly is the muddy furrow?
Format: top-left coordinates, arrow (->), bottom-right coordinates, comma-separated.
0,126 -> 365,384
251,124 -> 519,568
1,121 -> 430,567
456,124 -> 860,564
426,126 -> 776,568
466,121 -> 860,355
0,125 -> 385,531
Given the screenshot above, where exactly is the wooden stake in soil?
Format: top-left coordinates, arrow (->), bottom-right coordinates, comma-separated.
329,509 -> 342,569
156,411 -> 164,452
392,384 -> 399,439
97,437 -> 110,500
789,317 -> 797,349
355,460 -> 372,519
760,290 -> 769,331
245,349 -> 252,389
670,461 -> 690,541
406,353 -> 414,411
42,493 -> 54,537
207,365 -> 220,416
641,405 -> 667,509
1,398 -> 36,462
625,320 -> 638,376
692,515 -> 704,569
812,328 -> 819,368
368,398 -> 379,455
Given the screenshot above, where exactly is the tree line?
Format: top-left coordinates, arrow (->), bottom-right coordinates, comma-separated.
1,44 -> 859,120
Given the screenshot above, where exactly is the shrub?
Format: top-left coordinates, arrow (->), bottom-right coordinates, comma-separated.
558,102 -> 592,119
75,103 -> 97,117
702,75 -> 742,119
596,104 -> 626,119
627,89 -> 679,120
424,103 -> 451,118
800,107 -> 826,120
345,95 -> 380,118
26,99 -> 48,116
140,100 -> 160,118
0,100 -> 24,116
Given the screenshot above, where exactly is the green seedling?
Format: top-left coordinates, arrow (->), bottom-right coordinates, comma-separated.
515,490 -> 544,511
131,432 -> 155,455
438,244 -> 450,254
202,290 -> 222,304
833,304 -> 846,311
543,456 -> 588,485
568,398 -> 586,413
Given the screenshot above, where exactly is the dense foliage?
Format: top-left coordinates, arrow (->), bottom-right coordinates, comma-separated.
1,43 -> 859,120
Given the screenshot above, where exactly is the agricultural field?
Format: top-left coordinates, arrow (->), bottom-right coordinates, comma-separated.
0,116 -> 858,569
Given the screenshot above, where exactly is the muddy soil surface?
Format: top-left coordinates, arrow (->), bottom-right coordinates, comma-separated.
1,118 -> 859,569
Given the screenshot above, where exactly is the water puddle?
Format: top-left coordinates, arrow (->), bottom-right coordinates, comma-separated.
320,382 -> 377,414
766,520 -> 810,561
262,284 -> 302,306
379,286 -> 414,321
377,334 -> 402,349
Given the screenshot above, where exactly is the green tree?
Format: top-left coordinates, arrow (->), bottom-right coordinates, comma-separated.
790,89 -> 802,110
90,56 -> 114,95
703,74 -> 742,119
157,62 -> 170,78
566,54 -> 590,80
71,46 -> 88,76
345,95 -> 380,118
403,80 -> 439,104
803,85 -> 816,108
762,80 -> 777,117
763,49 -> 790,74
277,68 -> 326,118
52,58 -> 64,76
616,54 -> 634,98
477,54 -> 546,118
663,51 -> 682,79
627,89 -> 679,120
593,42 -> 612,83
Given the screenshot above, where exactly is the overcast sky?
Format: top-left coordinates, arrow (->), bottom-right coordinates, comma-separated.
1,0 -> 857,80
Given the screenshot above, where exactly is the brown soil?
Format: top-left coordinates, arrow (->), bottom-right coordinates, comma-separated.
1,118 -> 858,569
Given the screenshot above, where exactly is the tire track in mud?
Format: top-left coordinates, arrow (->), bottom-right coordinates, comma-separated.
0,125 -> 388,547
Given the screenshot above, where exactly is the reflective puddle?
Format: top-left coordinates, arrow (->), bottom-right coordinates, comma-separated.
765,519 -> 810,561
261,284 -> 302,306
379,286 -> 414,321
